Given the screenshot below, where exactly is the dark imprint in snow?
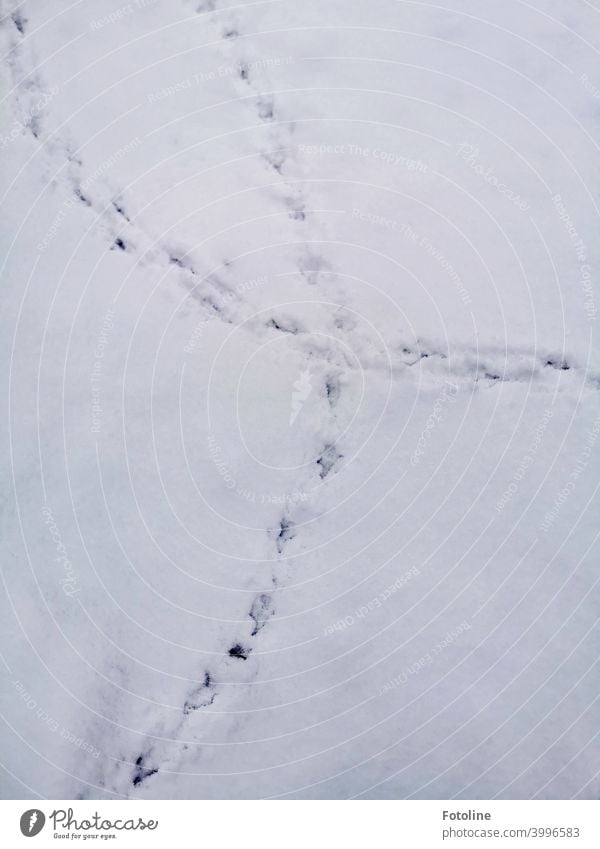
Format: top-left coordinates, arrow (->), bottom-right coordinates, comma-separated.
249,593 -> 274,636
317,444 -> 343,479
183,671 -> 216,713
132,754 -> 158,787
274,517 -> 295,553
228,643 -> 251,660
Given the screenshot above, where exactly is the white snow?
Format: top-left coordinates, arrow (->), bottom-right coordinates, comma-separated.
0,0 -> 599,799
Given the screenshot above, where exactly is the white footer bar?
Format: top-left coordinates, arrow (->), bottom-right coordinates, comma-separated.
1,800 -> 598,848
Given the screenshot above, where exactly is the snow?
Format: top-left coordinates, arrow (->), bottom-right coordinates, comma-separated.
0,0 -> 599,799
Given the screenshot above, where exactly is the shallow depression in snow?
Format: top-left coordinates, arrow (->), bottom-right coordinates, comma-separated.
0,0 -> 599,800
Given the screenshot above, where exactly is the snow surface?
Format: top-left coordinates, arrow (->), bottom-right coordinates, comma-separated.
0,0 -> 599,799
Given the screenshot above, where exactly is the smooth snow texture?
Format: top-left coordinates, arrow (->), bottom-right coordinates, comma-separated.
0,0 -> 599,799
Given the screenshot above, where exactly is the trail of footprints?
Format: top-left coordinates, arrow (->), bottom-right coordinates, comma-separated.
126,589 -> 275,790
3,10 -> 54,143
133,335 -> 594,790
12,0 -> 591,792
397,341 -> 600,388
187,0 -> 311,223
126,427 -> 338,792
7,4 -> 596,397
